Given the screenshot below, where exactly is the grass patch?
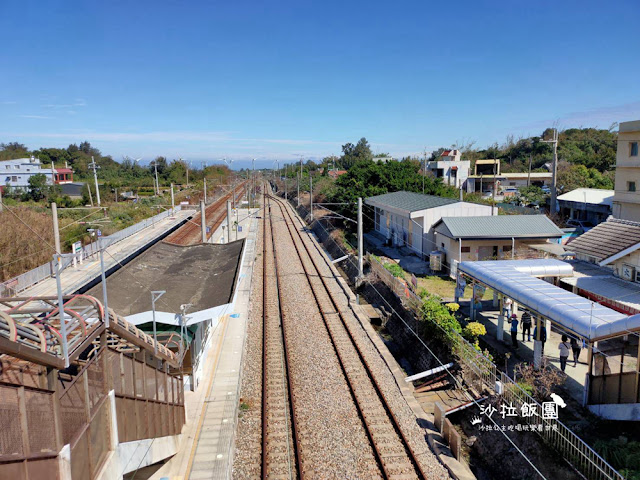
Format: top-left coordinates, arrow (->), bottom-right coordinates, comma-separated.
417,275 -> 494,300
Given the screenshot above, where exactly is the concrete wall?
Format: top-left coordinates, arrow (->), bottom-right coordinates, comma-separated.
435,235 -> 544,268
613,122 -> 640,221
588,402 -> 640,421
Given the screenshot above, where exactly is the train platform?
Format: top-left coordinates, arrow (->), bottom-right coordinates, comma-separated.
150,212 -> 259,480
17,209 -> 193,298
209,208 -> 260,244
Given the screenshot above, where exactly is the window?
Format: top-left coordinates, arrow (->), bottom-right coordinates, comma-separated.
11,176 -> 17,182
461,246 -> 471,253
631,142 -> 639,157
629,181 -> 636,192
503,245 -> 513,252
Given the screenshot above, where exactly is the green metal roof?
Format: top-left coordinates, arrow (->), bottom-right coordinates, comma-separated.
365,191 -> 458,212
435,215 -> 563,239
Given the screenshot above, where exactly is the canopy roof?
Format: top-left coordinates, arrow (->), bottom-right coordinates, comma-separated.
459,259 -> 640,341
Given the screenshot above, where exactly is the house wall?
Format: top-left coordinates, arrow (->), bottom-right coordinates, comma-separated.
435,235 -> 547,268
613,121 -> 640,221
426,160 -> 470,188
1,158 -> 54,189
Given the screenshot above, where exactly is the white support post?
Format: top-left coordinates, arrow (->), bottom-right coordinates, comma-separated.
52,202 -> 61,257
170,183 -> 175,212
99,238 -> 109,328
357,197 -> 363,279
200,200 -> 206,243
534,316 -> 543,369
310,175 -> 313,220
497,295 -> 504,342
54,255 -> 70,367
226,200 -> 232,243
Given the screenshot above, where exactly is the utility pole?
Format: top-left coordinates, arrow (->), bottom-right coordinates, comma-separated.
543,129 -> 559,214
422,149 -> 427,194
226,200 -> 232,243
297,172 -> 300,207
200,200 -> 206,243
89,156 -> 101,206
170,183 -> 175,212
51,161 -> 56,186
87,184 -> 94,207
527,153 -> 532,187
151,291 -> 166,355
52,202 -> 61,257
309,174 -> 313,220
357,197 -> 363,279
204,178 -> 207,204
153,161 -> 160,195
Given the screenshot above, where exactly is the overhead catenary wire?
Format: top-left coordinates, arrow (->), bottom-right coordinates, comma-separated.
277,191 -> 549,479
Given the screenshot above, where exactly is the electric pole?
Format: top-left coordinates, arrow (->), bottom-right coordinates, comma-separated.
89,156 -> 101,206
226,200 -> 232,243
153,160 -> 160,195
200,200 -> 206,243
310,174 -> 313,220
357,197 -> 363,279
297,172 -> 300,207
542,128 -> 559,214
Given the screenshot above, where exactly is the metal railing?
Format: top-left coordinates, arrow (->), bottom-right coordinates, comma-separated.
368,254 -> 625,480
0,206 -> 185,297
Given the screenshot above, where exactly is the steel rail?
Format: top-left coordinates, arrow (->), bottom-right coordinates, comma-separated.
262,195 -> 302,479
268,190 -> 428,479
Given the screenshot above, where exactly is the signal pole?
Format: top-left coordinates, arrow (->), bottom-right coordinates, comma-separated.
542,128 -> 559,214
89,156 -> 101,206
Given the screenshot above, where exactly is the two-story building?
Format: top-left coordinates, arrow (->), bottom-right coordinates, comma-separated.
466,159 -> 552,195
612,120 -> 640,221
0,157 -> 73,191
425,149 -> 470,189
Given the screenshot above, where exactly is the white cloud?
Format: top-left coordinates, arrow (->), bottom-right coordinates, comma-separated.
20,115 -> 54,119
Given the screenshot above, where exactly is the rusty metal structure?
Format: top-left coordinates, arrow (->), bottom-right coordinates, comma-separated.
0,294 -> 186,479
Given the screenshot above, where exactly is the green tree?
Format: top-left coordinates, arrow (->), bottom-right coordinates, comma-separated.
26,173 -> 49,201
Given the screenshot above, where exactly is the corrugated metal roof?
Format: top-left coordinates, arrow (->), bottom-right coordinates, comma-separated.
435,215 -> 563,239
459,260 -> 639,340
365,190 -> 458,212
557,188 -> 614,206
568,218 -> 640,263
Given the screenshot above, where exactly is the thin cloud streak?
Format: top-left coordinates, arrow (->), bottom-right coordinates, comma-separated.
20,115 -> 54,119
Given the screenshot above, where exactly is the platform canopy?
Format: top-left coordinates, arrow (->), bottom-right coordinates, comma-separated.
459,259 -> 640,341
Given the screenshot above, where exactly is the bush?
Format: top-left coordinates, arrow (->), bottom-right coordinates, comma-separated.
420,294 -> 462,342
445,302 -> 459,312
462,321 -> 487,343
384,262 -> 405,278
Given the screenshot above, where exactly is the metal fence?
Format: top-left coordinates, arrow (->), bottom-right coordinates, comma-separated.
368,254 -> 624,480
0,345 -> 186,479
111,350 -> 184,443
0,206 -> 184,297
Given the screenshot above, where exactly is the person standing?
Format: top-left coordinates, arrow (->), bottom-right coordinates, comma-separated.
521,310 -> 532,342
570,337 -> 581,366
559,335 -> 571,372
533,323 -> 547,354
510,314 -> 519,349
504,297 -> 513,318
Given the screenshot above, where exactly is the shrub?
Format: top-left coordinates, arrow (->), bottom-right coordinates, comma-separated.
420,294 -> 462,342
462,321 -> 487,343
445,302 -> 460,312
384,262 -> 405,278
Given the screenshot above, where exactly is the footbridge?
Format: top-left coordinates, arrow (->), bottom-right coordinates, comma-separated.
0,294 -> 186,480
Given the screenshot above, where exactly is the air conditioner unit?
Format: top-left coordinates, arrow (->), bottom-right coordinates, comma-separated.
622,264 -> 635,281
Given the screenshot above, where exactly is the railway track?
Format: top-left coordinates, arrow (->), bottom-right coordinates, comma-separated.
263,188 -> 429,479
164,182 -> 247,246
261,196 -> 300,479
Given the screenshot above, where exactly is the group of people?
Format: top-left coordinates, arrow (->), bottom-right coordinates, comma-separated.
504,298 -> 582,372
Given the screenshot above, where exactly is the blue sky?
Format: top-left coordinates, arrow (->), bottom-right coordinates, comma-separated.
1,0 -> 639,169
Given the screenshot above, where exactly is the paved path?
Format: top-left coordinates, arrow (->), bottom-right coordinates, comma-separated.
18,209 -> 193,298
466,305 -> 587,403
151,214 -> 258,480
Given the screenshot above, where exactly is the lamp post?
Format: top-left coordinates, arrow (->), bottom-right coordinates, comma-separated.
151,291 -> 166,354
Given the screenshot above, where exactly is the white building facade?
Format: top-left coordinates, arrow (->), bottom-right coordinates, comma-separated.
1,157 -> 55,190
425,149 -> 470,189
366,190 -> 494,258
